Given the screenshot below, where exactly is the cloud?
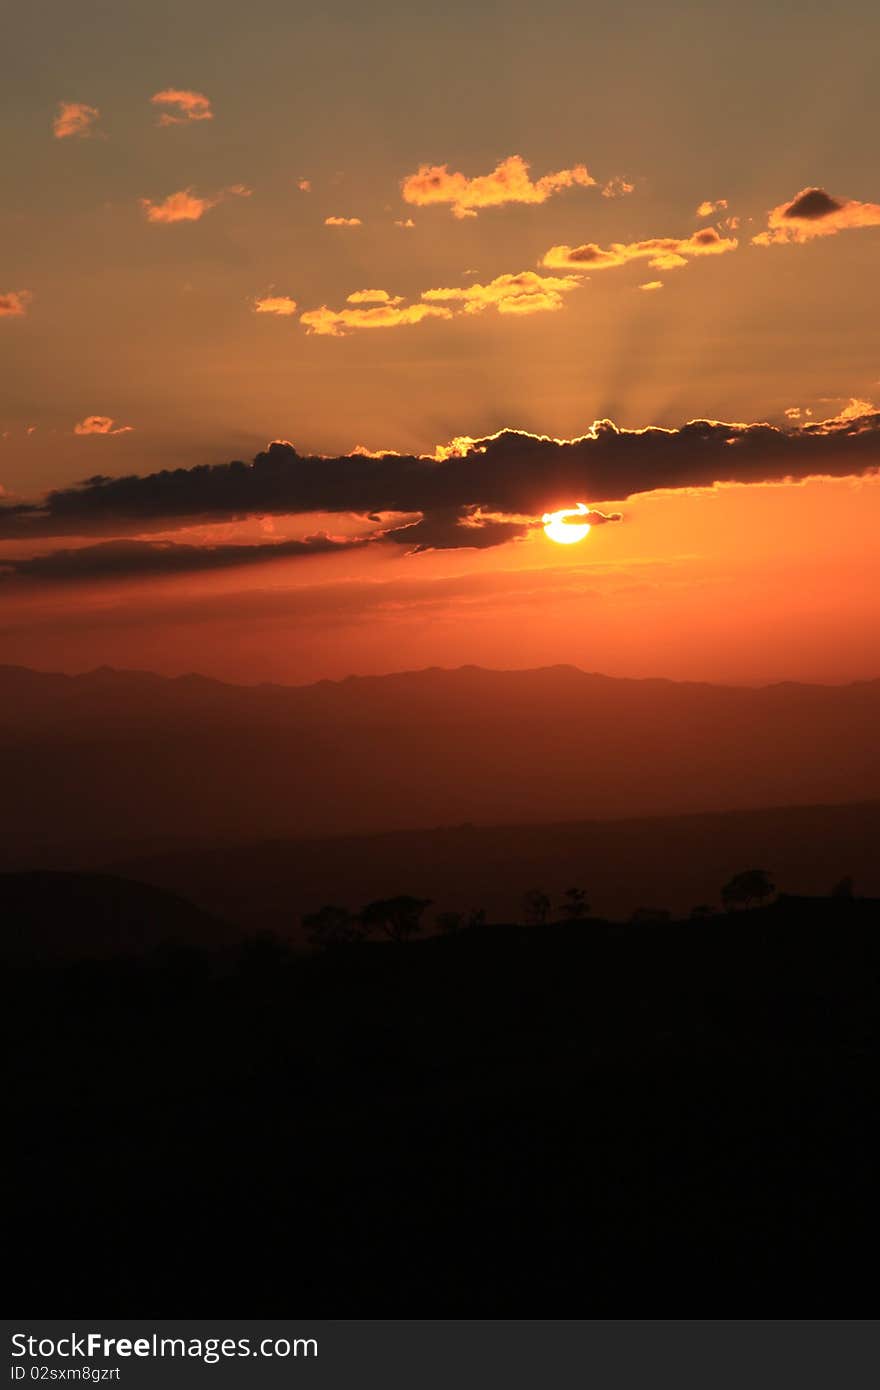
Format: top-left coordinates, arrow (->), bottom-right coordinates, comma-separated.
253,295 -> 298,316
293,271 -> 582,337
324,215 -> 362,227
53,101 -> 101,139
150,89 -> 213,125
394,218 -> 415,228
400,154 -> 595,219
140,184 -> 250,223
4,404 -> 879,547
421,270 -> 582,316
346,289 -> 404,305
73,416 -> 133,436
300,302 -> 452,336
297,178 -> 312,192
601,176 -> 635,199
753,186 -> 880,246
696,198 -> 728,217
637,280 -> 663,292
1,534 -> 363,584
0,290 -> 32,318
379,506 -> 533,553
543,225 -> 738,272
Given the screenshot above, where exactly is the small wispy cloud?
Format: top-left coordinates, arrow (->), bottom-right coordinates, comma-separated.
0,290 -> 32,318
346,289 -> 403,305
696,198 -> 728,217
53,101 -> 101,139
601,176 -> 635,199
421,270 -> 582,316
253,295 -> 298,316
150,89 -> 213,126
73,415 -> 133,436
324,215 -> 362,227
293,269 -> 582,338
140,184 -> 250,224
401,154 -> 595,218
543,225 -> 738,272
300,302 -> 452,336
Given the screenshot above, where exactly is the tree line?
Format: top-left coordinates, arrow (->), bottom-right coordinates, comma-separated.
302,870 -> 857,949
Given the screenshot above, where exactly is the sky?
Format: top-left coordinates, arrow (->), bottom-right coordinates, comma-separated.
2,0 -> 879,685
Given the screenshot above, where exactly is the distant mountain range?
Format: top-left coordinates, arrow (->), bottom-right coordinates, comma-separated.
2,662 -> 878,849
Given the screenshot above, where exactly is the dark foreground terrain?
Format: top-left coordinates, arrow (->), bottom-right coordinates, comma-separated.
6,880 -> 878,1314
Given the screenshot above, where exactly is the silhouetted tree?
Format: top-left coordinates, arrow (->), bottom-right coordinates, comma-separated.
630,906 -> 671,924
302,904 -> 363,950
831,875 -> 854,900
522,889 -> 551,926
466,907 -> 487,930
560,886 -> 590,920
721,869 -> 775,911
360,896 -> 431,943
690,903 -> 714,920
437,911 -> 464,935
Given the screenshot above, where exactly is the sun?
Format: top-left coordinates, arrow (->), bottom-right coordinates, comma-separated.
543,502 -> 592,544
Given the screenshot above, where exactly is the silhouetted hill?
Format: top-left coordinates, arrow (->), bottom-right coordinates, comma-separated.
1,663 -> 879,847
104,799 -> 880,933
7,893 -> 879,1313
0,870 -> 236,960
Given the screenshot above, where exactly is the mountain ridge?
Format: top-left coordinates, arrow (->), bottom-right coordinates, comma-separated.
3,660 -> 878,846
2,659 -> 879,696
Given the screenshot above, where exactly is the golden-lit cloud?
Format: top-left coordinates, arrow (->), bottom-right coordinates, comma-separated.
421,270 -> 582,316
324,215 -> 362,227
542,225 -> 738,272
253,295 -> 298,316
752,187 -> 880,246
294,272 -> 582,338
140,184 -> 250,223
601,176 -> 635,199
300,302 -> 452,336
150,89 -> 213,126
0,290 -> 32,318
52,101 -> 101,139
400,154 -> 595,219
346,289 -> 404,305
804,397 -> 876,429
637,280 -> 663,292
297,178 -> 312,192
73,415 -> 133,436
394,218 -> 415,228
696,198 -> 728,217
141,189 -> 219,223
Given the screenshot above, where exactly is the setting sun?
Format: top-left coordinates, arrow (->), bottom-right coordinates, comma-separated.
543,503 -> 592,544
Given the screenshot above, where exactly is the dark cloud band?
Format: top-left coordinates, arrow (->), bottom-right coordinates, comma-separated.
1,408 -> 877,582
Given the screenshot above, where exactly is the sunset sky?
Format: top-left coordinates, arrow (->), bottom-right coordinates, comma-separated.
2,0 -> 879,685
